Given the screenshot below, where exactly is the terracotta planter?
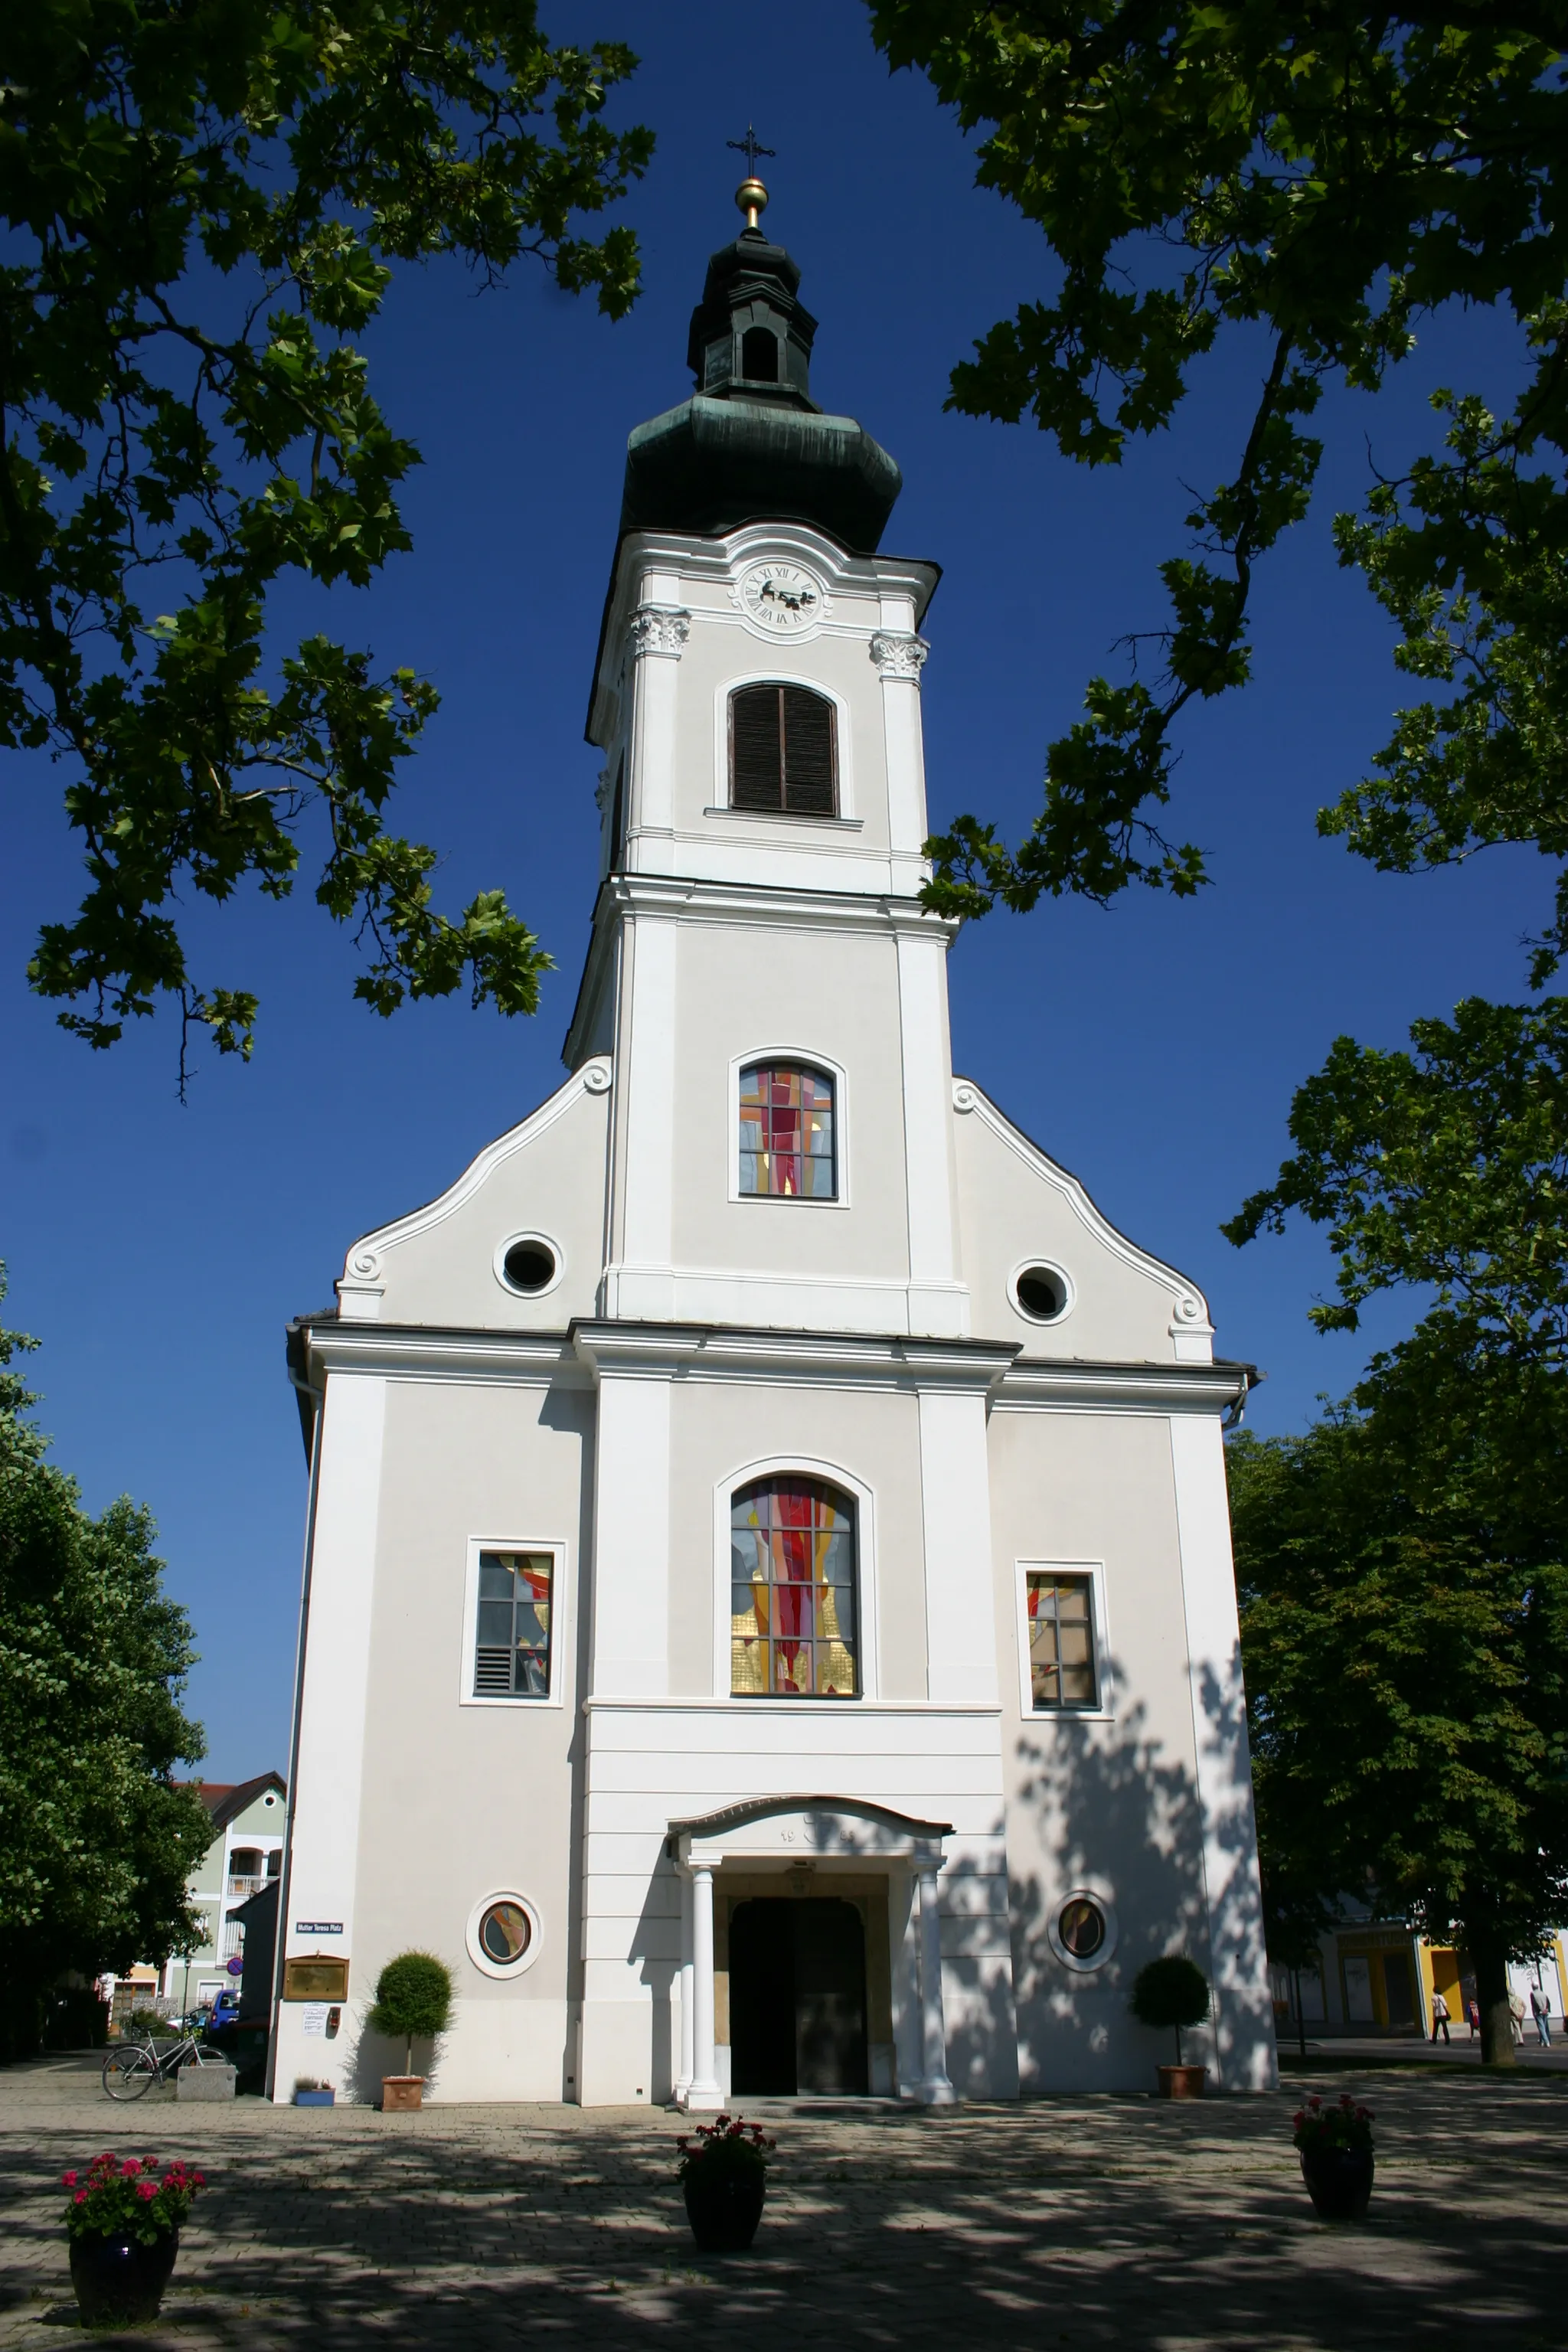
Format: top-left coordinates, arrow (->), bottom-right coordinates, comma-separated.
70,2229 -> 179,2327
1301,2146 -> 1374,2220
682,2163 -> 766,2252
381,2076 -> 423,2112
1156,2063 -> 1207,2099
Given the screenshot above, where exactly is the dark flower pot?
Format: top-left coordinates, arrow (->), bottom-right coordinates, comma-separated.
70,2227 -> 179,2325
682,2162 -> 766,2252
1301,2146 -> 1374,2220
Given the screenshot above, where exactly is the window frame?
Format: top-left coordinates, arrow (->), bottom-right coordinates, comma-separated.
465,1887 -> 544,1980
728,1047 -> 850,1210
713,1456 -> 879,1702
459,1537 -> 569,1710
711,673 -> 855,822
1014,1560 -> 1112,1720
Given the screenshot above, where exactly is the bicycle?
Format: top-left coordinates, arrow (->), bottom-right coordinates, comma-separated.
101,2031 -> 228,2100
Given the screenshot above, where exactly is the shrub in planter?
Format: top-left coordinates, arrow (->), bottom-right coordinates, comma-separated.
677,2115 -> 776,2252
1130,1955 -> 1211,2094
367,1951 -> 452,2109
1293,2094 -> 1375,2220
61,2152 -> 204,2327
294,2076 -> 336,2108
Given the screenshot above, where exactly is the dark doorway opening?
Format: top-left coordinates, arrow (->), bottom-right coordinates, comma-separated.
730,1898 -> 869,2096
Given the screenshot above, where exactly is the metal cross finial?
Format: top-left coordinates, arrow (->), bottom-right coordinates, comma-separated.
727,127 -> 776,176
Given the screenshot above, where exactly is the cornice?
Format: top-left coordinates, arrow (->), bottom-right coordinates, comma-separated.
993,1359 -> 1250,1414
299,1324 -> 585,1390
571,1320 -> 1018,1392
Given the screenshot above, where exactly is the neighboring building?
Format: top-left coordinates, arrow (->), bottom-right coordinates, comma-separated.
100,1773 -> 286,2027
1272,1916 -> 1568,2036
158,1775 -> 286,2013
273,185 -> 1276,2107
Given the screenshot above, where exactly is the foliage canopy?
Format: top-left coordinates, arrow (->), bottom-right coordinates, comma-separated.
1229,1353 -> 1568,2063
2,1 -> 651,1081
0,1266 -> 211,2057
867,2 -> 1568,939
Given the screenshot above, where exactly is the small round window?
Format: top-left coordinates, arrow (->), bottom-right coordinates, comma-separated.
1058,1897 -> 1106,1961
502,1240 -> 557,1294
479,1901 -> 532,1967
1014,1264 -> 1070,1323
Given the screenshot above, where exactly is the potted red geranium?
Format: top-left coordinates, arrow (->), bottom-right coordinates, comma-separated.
61,2151 -> 205,2325
677,2115 -> 775,2252
1293,2093 -> 1375,2220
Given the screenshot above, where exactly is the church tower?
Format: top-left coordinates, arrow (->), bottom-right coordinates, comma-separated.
275,178 -> 1276,2112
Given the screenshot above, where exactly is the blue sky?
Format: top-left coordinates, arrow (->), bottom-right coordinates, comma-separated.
0,4 -> 1541,1777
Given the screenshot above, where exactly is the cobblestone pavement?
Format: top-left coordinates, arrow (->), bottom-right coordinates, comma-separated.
2,2052 -> 1564,2350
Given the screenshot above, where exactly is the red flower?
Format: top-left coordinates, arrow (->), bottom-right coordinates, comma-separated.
136,2181 -> 157,2201
61,2171 -> 78,2187
74,2192 -> 87,2206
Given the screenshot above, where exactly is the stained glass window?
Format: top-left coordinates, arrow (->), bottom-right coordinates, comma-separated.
1026,1573 -> 1098,1708
473,1550 -> 553,1697
730,1479 -> 858,1698
739,1063 -> 835,1199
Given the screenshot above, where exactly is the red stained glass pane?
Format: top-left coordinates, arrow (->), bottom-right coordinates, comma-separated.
729,1477 -> 858,1697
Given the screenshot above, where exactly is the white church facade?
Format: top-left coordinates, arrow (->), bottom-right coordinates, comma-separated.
271,186 -> 1277,2107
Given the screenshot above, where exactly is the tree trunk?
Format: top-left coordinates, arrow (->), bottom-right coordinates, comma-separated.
1468,1931 -> 1515,2068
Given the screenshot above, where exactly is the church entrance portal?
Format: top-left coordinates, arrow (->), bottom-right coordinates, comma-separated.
729,1898 -> 869,2096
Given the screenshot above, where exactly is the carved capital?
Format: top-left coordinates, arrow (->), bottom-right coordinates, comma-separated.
629,604 -> 691,659
869,630 -> 929,681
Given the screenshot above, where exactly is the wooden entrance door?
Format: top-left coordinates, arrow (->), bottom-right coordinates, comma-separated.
729,1898 -> 869,2096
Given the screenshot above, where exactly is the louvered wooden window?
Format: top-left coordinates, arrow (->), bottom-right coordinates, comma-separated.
730,685 -> 837,817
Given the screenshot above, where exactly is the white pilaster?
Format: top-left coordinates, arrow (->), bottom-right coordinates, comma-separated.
916,1387 -> 1000,1704
896,926 -> 962,1327
612,911 -> 678,1309
272,1371 -> 386,2099
914,1861 -> 956,2104
871,629 -> 931,863
1169,1412 -> 1278,2091
686,1864 -> 723,2110
627,603 -> 689,861
590,1374 -> 671,1698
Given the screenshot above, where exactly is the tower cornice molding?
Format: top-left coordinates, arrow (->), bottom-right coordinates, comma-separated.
562,874 -> 957,1069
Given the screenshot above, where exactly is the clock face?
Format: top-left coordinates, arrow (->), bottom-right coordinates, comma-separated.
737,562 -> 825,632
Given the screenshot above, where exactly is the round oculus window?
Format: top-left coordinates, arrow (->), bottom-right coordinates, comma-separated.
1058,1896 -> 1107,1961
1015,1265 -> 1070,1322
502,1240 -> 557,1294
478,1901 -> 532,1967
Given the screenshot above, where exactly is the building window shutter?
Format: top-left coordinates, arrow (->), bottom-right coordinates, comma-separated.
729,685 -> 837,817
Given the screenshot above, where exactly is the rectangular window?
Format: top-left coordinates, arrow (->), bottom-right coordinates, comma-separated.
739,1063 -> 835,1198
1025,1571 -> 1099,1709
473,1550 -> 554,1698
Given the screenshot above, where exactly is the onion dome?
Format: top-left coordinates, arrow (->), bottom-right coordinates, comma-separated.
619,178 -> 902,554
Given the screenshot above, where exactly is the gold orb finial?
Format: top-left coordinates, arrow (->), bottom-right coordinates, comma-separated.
735,175 -> 768,230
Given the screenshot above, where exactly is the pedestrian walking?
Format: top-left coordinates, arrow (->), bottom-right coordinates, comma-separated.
1530,1987 -> 1553,2048
1429,1988 -> 1451,2044
1467,1998 -> 1481,2038
1508,1990 -> 1527,2044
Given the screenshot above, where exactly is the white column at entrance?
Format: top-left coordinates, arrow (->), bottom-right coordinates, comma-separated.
676,1871 -> 694,2102
686,1864 -> 723,2111
915,1863 -> 956,2105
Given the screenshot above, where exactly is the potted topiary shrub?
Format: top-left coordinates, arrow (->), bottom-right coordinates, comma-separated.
1130,1955 -> 1212,2096
1293,2093 -> 1375,2220
368,1951 -> 452,2112
61,2152 -> 205,2327
677,2115 -> 776,2252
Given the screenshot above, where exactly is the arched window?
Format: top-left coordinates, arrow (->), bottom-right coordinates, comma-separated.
730,1478 -> 858,1697
739,1062 -> 835,1198
730,684 -> 837,816
740,325 -> 779,381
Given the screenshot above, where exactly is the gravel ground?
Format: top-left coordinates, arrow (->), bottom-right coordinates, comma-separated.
2,2050 -> 1563,2349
